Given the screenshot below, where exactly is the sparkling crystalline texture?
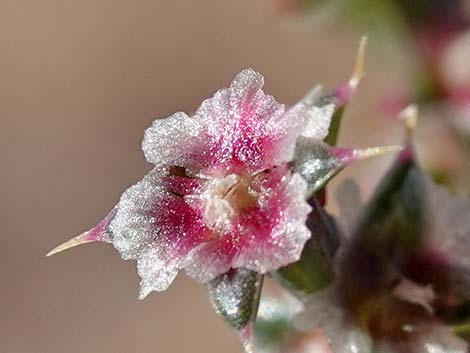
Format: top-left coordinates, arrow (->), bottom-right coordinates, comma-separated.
142,69 -> 332,175
208,269 -> 262,330
184,167 -> 311,282
50,69 -> 333,298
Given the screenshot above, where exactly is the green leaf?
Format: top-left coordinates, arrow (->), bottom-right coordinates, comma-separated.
354,147 -> 426,251
272,199 -> 339,299
323,105 -> 345,146
293,138 -> 342,198
338,147 -> 428,306
453,322 -> 470,340
293,137 -> 402,199
208,269 -> 263,331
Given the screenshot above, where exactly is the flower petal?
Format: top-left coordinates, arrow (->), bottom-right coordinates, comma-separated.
195,69 -> 293,173
109,169 -> 210,297
183,233 -> 240,283
142,112 -> 205,171
234,172 -> 312,273
183,168 -> 312,283
143,69 -> 323,174
299,102 -> 335,140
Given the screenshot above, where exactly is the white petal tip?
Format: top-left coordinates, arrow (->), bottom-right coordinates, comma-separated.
138,288 -> 151,300
46,233 -> 95,257
349,35 -> 368,89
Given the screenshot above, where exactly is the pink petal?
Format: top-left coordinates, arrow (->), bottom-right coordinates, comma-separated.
183,166 -> 312,282
162,174 -> 204,196
233,172 -> 311,273
194,69 -> 290,174
183,232 -> 240,283
142,112 -> 205,171
143,69 -> 325,175
108,169 -> 210,297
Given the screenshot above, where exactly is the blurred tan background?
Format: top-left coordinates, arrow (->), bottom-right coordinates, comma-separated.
0,1 -> 406,352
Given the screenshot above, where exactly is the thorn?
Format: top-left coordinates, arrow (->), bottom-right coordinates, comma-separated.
349,35 -> 368,90
399,104 -> 418,139
333,35 -> 368,106
352,145 -> 404,160
46,233 -> 95,257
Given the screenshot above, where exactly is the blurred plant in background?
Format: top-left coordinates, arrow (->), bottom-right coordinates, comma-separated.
275,0 -> 470,195
255,107 -> 470,353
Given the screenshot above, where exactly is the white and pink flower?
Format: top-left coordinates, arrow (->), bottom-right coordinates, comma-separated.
49,69 -> 334,298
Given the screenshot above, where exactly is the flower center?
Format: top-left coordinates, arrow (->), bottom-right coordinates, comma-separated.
197,174 -> 259,232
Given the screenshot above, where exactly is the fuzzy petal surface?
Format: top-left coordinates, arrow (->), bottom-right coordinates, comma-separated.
184,167 -> 312,283
108,169 -> 210,297
143,69 -> 327,175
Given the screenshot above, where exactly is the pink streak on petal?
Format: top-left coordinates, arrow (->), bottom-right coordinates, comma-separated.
151,195 -> 211,260
137,196 -> 210,297
183,231 -> 243,283
188,69 -> 303,175
185,165 -> 311,282
109,170 -> 210,295
234,170 -> 311,273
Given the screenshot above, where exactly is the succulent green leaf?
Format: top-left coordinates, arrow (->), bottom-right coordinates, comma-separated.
207,269 -> 263,330
293,137 -> 343,198
354,148 -> 426,251
272,199 -> 339,299
323,105 -> 345,146
293,137 -> 402,199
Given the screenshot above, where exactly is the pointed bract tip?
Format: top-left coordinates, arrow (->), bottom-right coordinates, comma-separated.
46,233 -> 95,257
399,104 -> 418,139
349,35 -> 368,89
352,144 -> 404,160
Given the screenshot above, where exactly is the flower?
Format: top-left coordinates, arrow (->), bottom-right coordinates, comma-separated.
48,69 -> 334,298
